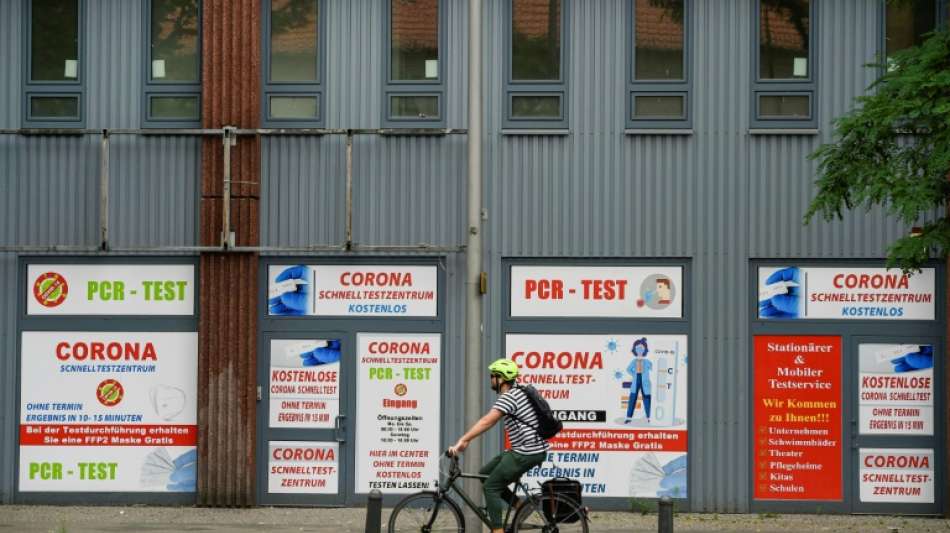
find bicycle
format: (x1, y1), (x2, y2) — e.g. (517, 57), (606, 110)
(388, 452), (589, 533)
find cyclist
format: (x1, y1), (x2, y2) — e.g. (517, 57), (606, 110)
(448, 359), (548, 533)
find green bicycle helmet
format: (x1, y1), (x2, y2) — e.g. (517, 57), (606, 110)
(488, 358), (519, 381)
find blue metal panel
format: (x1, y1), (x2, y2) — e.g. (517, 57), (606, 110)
(260, 135), (347, 247)
(109, 136), (200, 247)
(0, 254), (16, 503)
(0, 0), (22, 127)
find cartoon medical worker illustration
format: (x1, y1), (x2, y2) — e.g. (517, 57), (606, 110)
(625, 337), (653, 424)
(655, 278), (672, 305)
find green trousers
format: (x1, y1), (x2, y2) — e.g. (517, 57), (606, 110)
(479, 450), (546, 529)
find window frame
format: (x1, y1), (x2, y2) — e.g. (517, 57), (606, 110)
(626, 0), (692, 130)
(504, 0), (570, 130)
(382, 0), (446, 128)
(22, 0), (85, 128)
(751, 0), (818, 129)
(879, 0), (948, 64)
(261, 0), (326, 128)
(143, 0), (203, 128)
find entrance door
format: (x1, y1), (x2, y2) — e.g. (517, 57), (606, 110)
(257, 332), (352, 505)
(850, 336), (944, 514)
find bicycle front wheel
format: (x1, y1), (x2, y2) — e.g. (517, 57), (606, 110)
(511, 493), (588, 533)
(388, 491), (465, 533)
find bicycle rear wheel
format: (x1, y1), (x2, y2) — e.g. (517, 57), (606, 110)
(511, 493), (588, 533)
(388, 491), (465, 533)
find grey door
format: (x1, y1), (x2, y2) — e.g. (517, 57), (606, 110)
(850, 335), (944, 514)
(257, 331), (352, 506)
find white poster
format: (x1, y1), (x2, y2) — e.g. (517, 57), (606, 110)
(859, 344), (934, 435)
(860, 449), (934, 503)
(758, 267), (935, 320)
(19, 332), (197, 492)
(510, 266), (683, 318)
(356, 333), (441, 494)
(268, 441), (339, 494)
(268, 265), (437, 317)
(505, 334), (688, 498)
(27, 264), (195, 316)
(269, 339), (341, 429)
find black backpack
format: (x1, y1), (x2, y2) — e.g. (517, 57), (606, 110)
(511, 384), (563, 440)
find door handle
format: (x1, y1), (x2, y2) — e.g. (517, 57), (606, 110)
(334, 415), (347, 443)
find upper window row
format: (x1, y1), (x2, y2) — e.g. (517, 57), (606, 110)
(24, 0), (200, 128)
(20, 0), (949, 130)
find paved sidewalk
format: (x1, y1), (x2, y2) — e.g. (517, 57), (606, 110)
(0, 506), (947, 533)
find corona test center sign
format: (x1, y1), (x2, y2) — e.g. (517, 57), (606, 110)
(268, 265), (437, 317)
(505, 334), (688, 498)
(19, 332), (198, 492)
(758, 267), (935, 320)
(753, 336), (842, 501)
(356, 333), (441, 493)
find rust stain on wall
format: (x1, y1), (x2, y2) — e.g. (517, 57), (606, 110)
(198, 0), (261, 507)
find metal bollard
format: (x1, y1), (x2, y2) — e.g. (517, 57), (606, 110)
(658, 496), (673, 533)
(365, 489), (383, 533)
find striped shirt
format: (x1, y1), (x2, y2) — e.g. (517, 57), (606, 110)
(492, 386), (550, 455)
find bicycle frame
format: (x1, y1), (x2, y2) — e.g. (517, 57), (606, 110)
(434, 456), (537, 530)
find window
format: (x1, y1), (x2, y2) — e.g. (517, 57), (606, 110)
(883, 0), (946, 65)
(262, 0), (324, 127)
(752, 0), (816, 129)
(505, 0), (568, 129)
(144, 0), (201, 127)
(24, 0), (83, 127)
(627, 0), (691, 129)
(383, 0), (444, 127)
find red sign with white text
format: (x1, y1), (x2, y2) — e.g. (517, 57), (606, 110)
(754, 335), (842, 501)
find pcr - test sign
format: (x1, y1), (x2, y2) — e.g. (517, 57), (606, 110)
(860, 449), (934, 503)
(758, 266), (935, 320)
(27, 264), (195, 315)
(858, 344), (934, 436)
(268, 265), (437, 317)
(19, 332), (198, 492)
(510, 266), (683, 318)
(505, 334), (688, 498)
(356, 333), (440, 493)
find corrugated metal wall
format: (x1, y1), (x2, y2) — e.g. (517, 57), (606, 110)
(1, 0), (923, 512)
(477, 0), (893, 514)
(0, 0), (201, 503)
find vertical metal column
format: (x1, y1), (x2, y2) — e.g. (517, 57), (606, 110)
(464, 0), (484, 507)
(99, 130), (110, 250)
(221, 126), (237, 249)
(345, 130), (354, 250)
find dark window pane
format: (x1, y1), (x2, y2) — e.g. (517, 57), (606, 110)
(512, 0), (561, 81)
(270, 0), (319, 82)
(511, 95), (560, 118)
(150, 96), (199, 120)
(634, 0), (685, 80)
(759, 0), (810, 79)
(30, 96), (79, 118)
(150, 0), (200, 82)
(391, 0), (439, 81)
(31, 0), (79, 81)
(886, 0), (936, 58)
(759, 94), (809, 118)
(634, 95), (684, 118)
(270, 96), (319, 119)
(390, 95), (439, 119)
